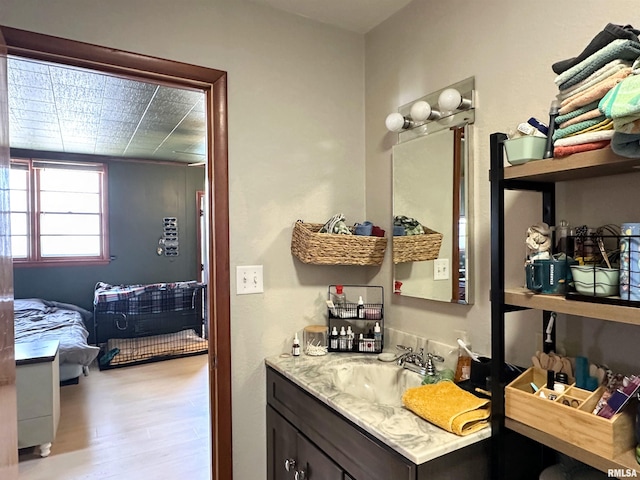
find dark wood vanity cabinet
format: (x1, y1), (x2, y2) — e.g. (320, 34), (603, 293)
(266, 366), (490, 480)
(268, 406), (343, 480)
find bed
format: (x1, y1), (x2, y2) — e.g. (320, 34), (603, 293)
(14, 298), (100, 383)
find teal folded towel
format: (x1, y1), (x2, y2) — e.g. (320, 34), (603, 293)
(555, 100), (600, 125)
(555, 39), (640, 90)
(599, 73), (640, 119)
(552, 116), (607, 141)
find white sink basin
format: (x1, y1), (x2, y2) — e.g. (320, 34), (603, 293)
(323, 357), (423, 407)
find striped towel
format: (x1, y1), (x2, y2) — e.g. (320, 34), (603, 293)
(599, 73), (640, 119)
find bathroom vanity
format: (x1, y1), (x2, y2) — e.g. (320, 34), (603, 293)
(266, 353), (490, 480)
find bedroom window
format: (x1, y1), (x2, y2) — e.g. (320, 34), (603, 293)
(10, 158), (109, 266)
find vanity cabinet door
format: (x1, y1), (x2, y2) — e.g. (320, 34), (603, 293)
(297, 432), (343, 480)
(267, 406), (298, 480)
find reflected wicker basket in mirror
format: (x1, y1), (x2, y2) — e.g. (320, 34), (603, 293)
(393, 227), (443, 264)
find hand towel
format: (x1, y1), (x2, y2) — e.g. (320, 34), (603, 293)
(555, 100), (600, 125)
(556, 60), (632, 101)
(558, 108), (604, 129)
(554, 130), (615, 147)
(598, 73), (640, 119)
(554, 39), (640, 90)
(559, 68), (632, 115)
(554, 140), (611, 157)
(613, 116), (640, 134)
(319, 213), (352, 235)
(552, 23), (640, 74)
(611, 132), (640, 158)
(402, 381), (490, 436)
(552, 116), (609, 141)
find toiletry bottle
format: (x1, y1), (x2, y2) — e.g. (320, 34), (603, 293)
(358, 333), (364, 352)
(292, 333), (300, 357)
(330, 326), (339, 350)
(357, 295), (365, 319)
(346, 326), (354, 351)
(454, 340), (472, 383)
(339, 326), (347, 351)
(373, 322), (382, 351)
(334, 285), (346, 306)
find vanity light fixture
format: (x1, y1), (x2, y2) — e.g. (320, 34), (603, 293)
(409, 101), (442, 122)
(438, 88), (473, 113)
(385, 112), (414, 132)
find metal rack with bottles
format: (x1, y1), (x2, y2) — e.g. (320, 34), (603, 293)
(327, 285), (384, 353)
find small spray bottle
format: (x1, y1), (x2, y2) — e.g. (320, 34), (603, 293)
(543, 100), (560, 159)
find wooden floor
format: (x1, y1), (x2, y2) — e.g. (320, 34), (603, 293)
(18, 354), (211, 480)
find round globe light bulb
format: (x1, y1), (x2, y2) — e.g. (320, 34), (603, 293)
(385, 112), (409, 132)
(438, 88), (463, 112)
(410, 101), (432, 122)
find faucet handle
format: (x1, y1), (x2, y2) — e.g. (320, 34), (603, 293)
(426, 352), (445, 362)
(396, 345), (413, 352)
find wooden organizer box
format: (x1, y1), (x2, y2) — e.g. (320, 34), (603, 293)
(505, 367), (636, 460)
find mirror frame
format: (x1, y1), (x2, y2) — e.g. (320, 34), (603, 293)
(392, 77), (474, 304)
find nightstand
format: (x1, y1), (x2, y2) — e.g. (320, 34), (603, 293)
(15, 340), (60, 457)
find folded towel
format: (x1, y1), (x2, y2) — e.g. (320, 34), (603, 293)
(552, 23), (640, 74)
(402, 381), (490, 436)
(599, 73), (640, 119)
(611, 132), (640, 158)
(555, 39), (640, 90)
(613, 116), (640, 133)
(556, 60), (632, 101)
(559, 68), (632, 115)
(554, 140), (611, 157)
(552, 116), (609, 141)
(558, 108), (604, 129)
(554, 130), (615, 147)
(555, 100), (600, 125)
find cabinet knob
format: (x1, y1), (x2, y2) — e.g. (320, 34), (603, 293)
(294, 469), (306, 480)
(284, 458), (296, 472)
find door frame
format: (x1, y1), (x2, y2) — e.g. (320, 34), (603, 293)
(0, 25), (232, 480)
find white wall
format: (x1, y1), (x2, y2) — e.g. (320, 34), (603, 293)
(0, 1), (368, 478)
(366, 0), (640, 372)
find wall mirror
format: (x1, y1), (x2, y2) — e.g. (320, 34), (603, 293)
(390, 77), (474, 304)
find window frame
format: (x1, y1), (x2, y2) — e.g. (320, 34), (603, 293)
(11, 157), (110, 267)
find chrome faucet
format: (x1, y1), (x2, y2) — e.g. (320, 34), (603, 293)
(396, 345), (443, 377)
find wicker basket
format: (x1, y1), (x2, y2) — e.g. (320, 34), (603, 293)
(392, 227), (443, 264)
(291, 221), (387, 266)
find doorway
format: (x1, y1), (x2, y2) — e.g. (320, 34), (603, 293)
(0, 25), (231, 480)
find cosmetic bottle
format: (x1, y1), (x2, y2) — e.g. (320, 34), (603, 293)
(454, 339), (472, 383)
(357, 296), (365, 319)
(292, 333), (300, 357)
(346, 326), (354, 351)
(358, 333), (364, 352)
(339, 326), (347, 351)
(373, 322), (382, 351)
(330, 326), (339, 350)
(334, 285), (346, 307)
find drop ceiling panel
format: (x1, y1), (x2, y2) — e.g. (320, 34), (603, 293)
(7, 56), (207, 163)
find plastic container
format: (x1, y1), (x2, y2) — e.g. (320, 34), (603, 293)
(333, 285), (347, 306)
(503, 136), (547, 166)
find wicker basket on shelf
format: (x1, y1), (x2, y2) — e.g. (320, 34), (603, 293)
(392, 227), (443, 264)
(291, 221), (387, 266)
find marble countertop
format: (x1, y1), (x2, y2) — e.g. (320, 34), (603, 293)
(265, 352), (491, 465)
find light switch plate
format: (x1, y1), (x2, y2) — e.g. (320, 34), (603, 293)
(433, 258), (449, 280)
(236, 265), (264, 295)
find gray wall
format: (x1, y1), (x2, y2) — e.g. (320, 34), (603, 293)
(13, 160), (205, 312)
